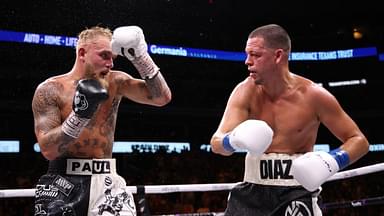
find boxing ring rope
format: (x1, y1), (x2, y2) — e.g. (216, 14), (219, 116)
(1, 162), (383, 198)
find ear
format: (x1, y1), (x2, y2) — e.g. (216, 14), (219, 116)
(274, 49), (284, 63)
(77, 47), (86, 62)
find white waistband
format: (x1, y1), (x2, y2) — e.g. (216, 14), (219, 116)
(244, 153), (302, 186)
(66, 158), (116, 175)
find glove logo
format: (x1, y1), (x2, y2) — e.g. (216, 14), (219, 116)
(127, 48), (136, 57)
(74, 92), (88, 111)
(284, 200), (312, 216)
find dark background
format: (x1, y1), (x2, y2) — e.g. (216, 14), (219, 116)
(1, 0), (384, 215)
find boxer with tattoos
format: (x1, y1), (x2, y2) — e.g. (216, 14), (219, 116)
(32, 26), (171, 215)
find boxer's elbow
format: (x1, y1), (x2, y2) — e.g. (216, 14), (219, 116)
(41, 149), (59, 161)
(353, 133), (370, 156)
(152, 90), (172, 106)
(210, 143), (222, 155)
(39, 143), (60, 161)
(359, 135), (370, 155)
(346, 134), (370, 164)
(210, 135), (232, 156)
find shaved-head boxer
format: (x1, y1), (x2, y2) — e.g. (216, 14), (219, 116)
(210, 24), (369, 216)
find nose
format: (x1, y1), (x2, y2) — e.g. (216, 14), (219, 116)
(106, 59), (114, 69)
(245, 55), (252, 66)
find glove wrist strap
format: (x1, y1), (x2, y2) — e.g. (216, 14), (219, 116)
(62, 112), (90, 138)
(222, 134), (236, 153)
(131, 52), (159, 80)
(329, 148), (350, 170)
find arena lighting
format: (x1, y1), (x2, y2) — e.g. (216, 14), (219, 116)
(112, 141), (190, 153)
(353, 28), (364, 40)
(0, 29), (379, 61)
(33, 141), (190, 153)
(149, 44), (245, 61)
(0, 140), (20, 153)
(289, 47), (377, 61)
(328, 79), (367, 87)
(314, 78), (367, 88)
(200, 144), (331, 153)
(6, 142), (384, 153)
(369, 144), (384, 152)
(379, 53), (384, 61)
(201, 144), (384, 153)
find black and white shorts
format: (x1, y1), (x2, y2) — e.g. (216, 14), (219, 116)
(224, 153), (322, 216)
(34, 158), (136, 216)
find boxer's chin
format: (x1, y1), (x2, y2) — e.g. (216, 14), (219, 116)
(97, 76), (109, 90)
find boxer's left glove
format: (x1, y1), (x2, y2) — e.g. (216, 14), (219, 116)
(111, 26), (159, 80)
(62, 79), (109, 138)
(291, 148), (350, 191)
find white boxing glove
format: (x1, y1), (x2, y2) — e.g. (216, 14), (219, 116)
(292, 148), (350, 191)
(222, 120), (274, 155)
(111, 26), (159, 80)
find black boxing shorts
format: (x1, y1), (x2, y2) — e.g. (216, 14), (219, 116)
(34, 158), (136, 216)
(224, 153), (322, 216)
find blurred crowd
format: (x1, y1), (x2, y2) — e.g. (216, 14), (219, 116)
(0, 150), (383, 216)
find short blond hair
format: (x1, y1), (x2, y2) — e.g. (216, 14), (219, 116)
(76, 26), (112, 50)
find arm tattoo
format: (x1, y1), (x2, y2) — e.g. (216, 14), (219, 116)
(32, 83), (62, 133)
(32, 81), (74, 156)
(145, 72), (169, 99)
(47, 130), (74, 155)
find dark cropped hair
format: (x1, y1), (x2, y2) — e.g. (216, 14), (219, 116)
(249, 24), (291, 52)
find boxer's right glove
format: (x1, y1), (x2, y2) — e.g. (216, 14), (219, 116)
(62, 79), (109, 138)
(111, 26), (159, 80)
(222, 120), (274, 155)
(291, 148), (350, 191)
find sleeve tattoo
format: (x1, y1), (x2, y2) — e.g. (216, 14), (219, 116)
(145, 72), (170, 99)
(32, 82), (73, 155)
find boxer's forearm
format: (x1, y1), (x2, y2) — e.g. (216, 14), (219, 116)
(144, 72), (171, 106)
(38, 127), (74, 160)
